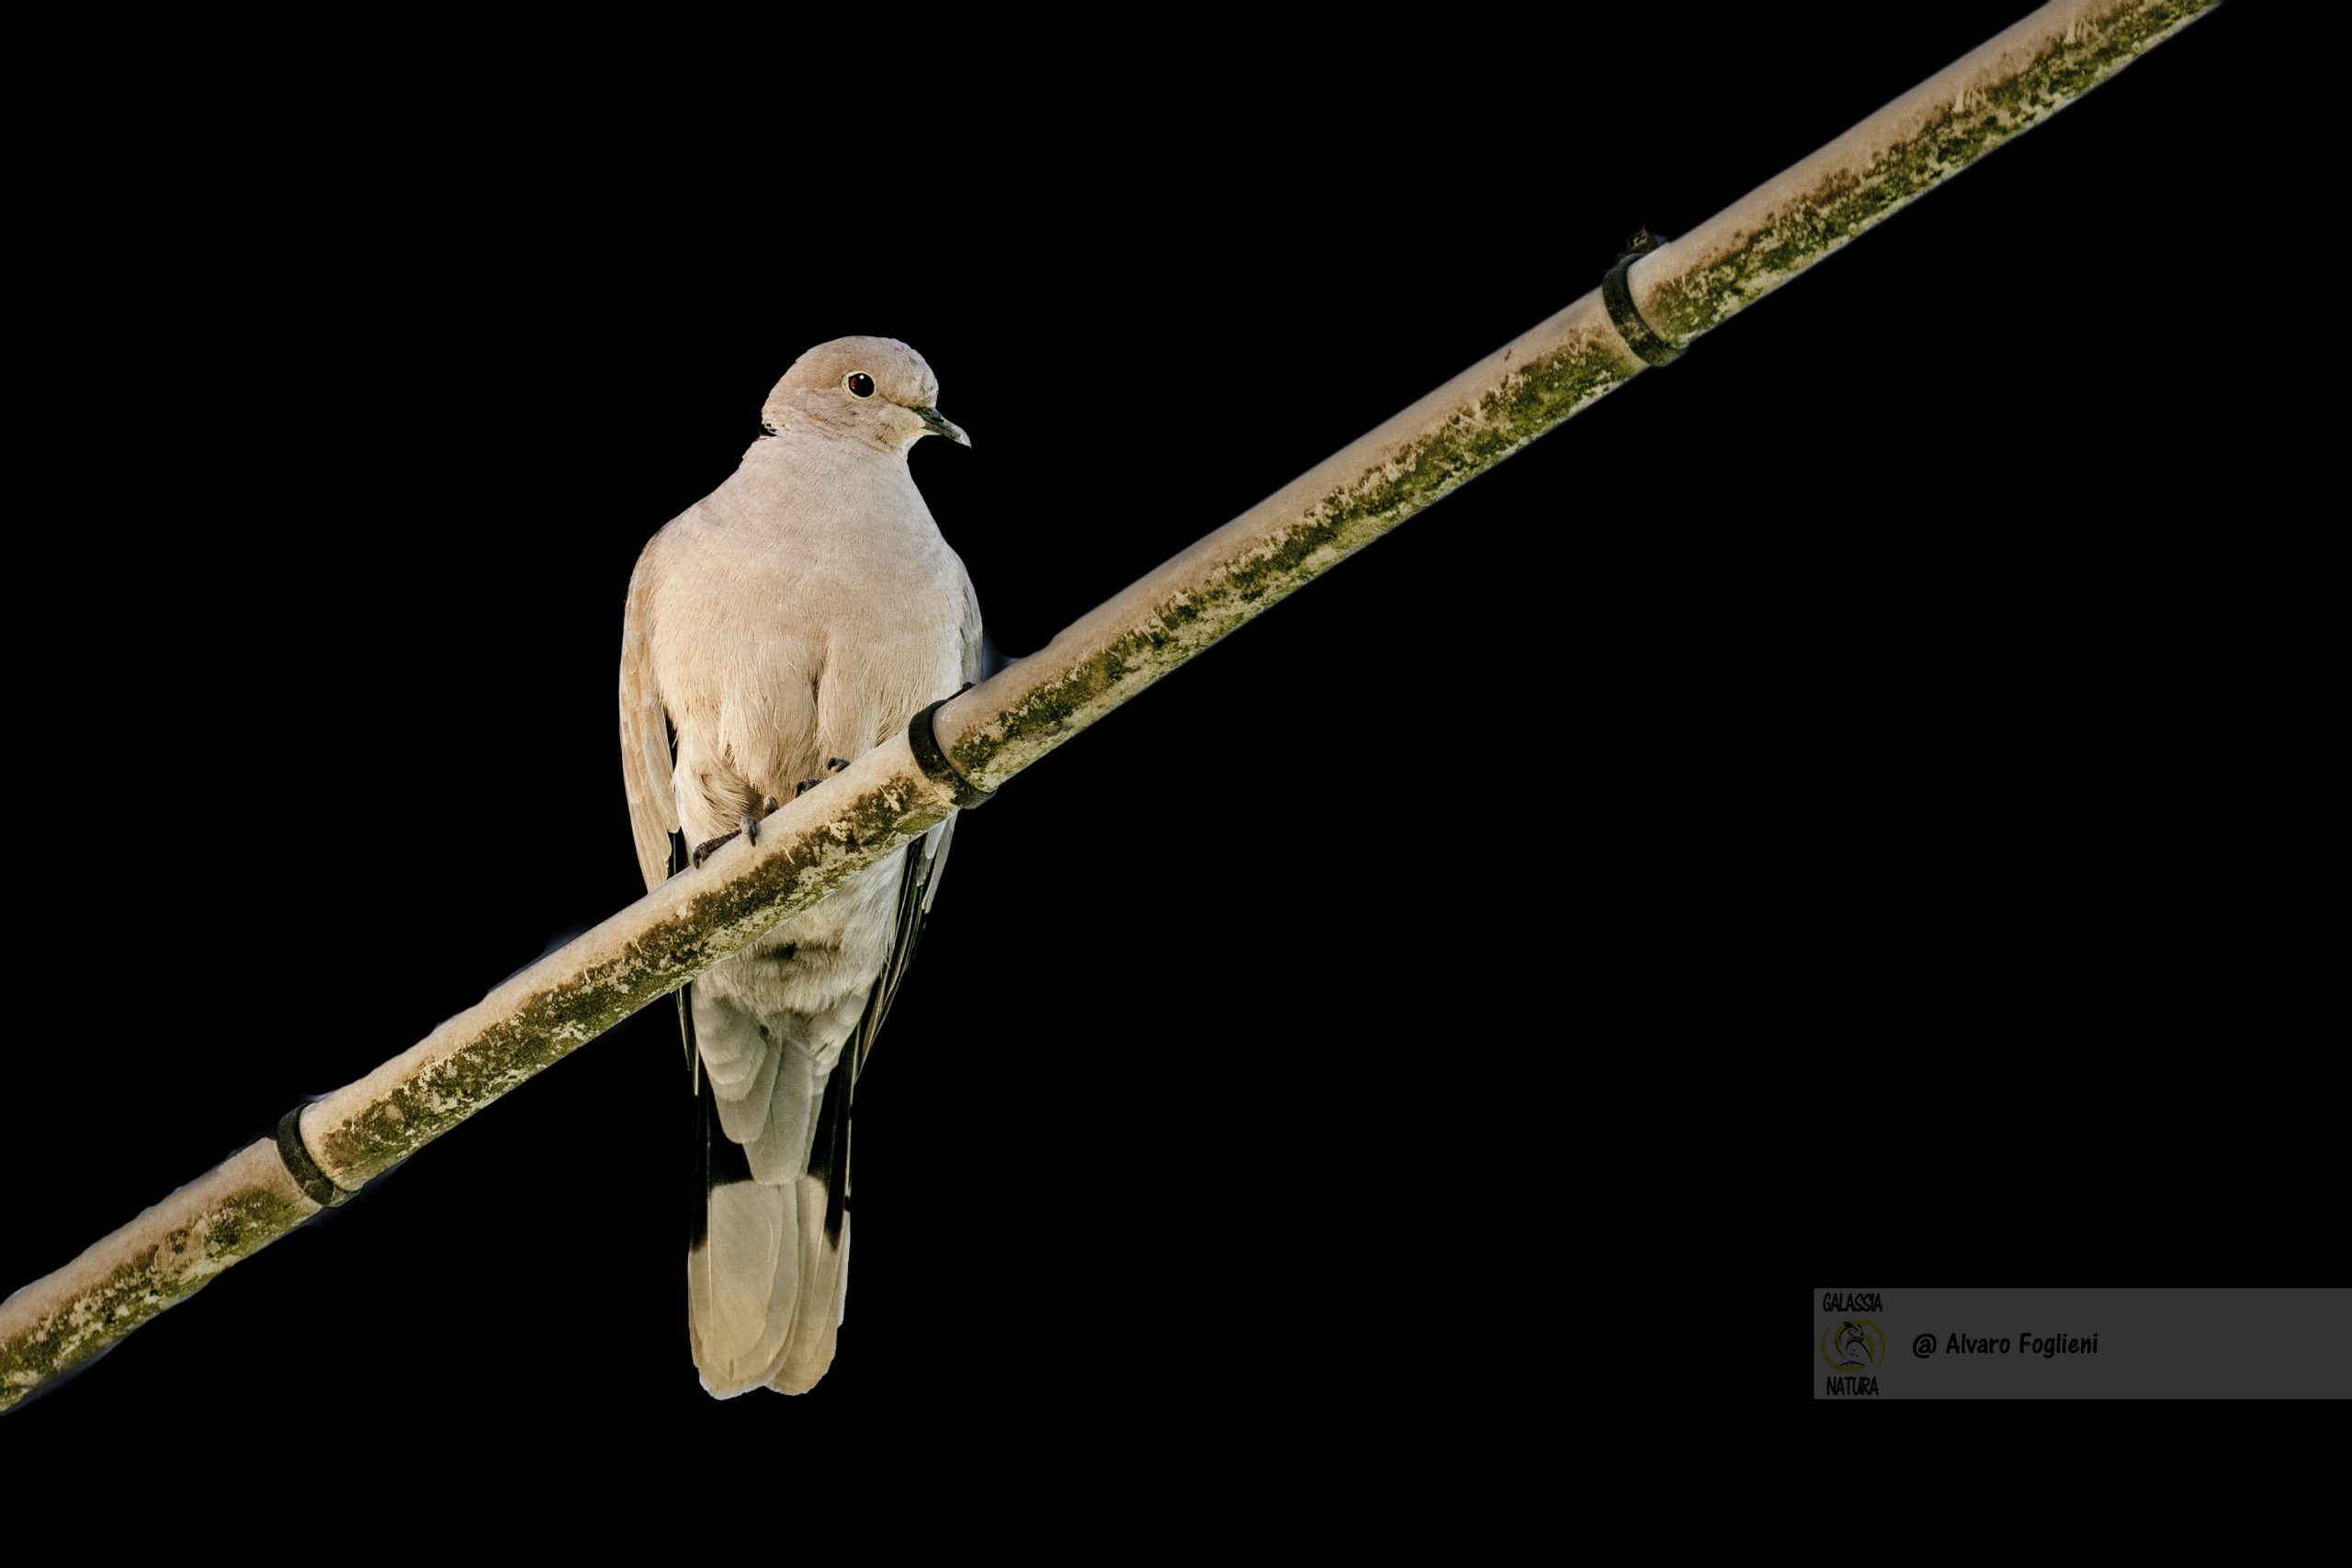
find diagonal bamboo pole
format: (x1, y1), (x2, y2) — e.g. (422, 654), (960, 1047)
(0, 0), (2221, 1412)
(929, 0), (2223, 791)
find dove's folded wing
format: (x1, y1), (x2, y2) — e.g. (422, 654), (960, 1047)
(620, 541), (681, 893)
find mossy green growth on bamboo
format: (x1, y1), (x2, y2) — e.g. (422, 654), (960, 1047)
(1645, 0), (2221, 343)
(314, 776), (950, 1181)
(952, 333), (1638, 783)
(0, 1181), (311, 1408)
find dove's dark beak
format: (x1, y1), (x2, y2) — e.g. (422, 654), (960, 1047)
(913, 405), (971, 448)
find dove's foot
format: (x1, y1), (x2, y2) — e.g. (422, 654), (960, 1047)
(793, 759), (851, 798)
(694, 797), (785, 867)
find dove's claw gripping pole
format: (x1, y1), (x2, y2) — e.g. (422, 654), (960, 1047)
(697, 791), (787, 863)
(794, 762), (849, 797)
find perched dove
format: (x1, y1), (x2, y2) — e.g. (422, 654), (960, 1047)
(617, 336), (978, 1396)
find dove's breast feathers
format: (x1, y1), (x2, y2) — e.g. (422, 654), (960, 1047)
(627, 428), (979, 863)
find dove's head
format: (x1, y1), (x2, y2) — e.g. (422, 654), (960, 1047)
(759, 335), (970, 455)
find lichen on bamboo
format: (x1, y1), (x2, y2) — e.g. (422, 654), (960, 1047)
(312, 773), (953, 1182)
(949, 331), (1640, 786)
(1643, 0), (2222, 344)
(1, 1166), (311, 1408)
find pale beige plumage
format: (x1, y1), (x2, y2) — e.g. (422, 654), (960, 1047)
(618, 335), (979, 1396)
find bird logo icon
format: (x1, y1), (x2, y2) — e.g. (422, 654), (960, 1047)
(1821, 1317), (1885, 1370)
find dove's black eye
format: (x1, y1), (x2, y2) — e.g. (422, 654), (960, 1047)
(845, 373), (876, 399)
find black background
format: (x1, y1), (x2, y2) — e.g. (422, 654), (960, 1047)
(8, 2), (2323, 1459)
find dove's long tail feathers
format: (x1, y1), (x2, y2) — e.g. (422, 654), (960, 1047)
(679, 824), (951, 1397)
(686, 1043), (853, 1396)
(674, 825), (849, 1398)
